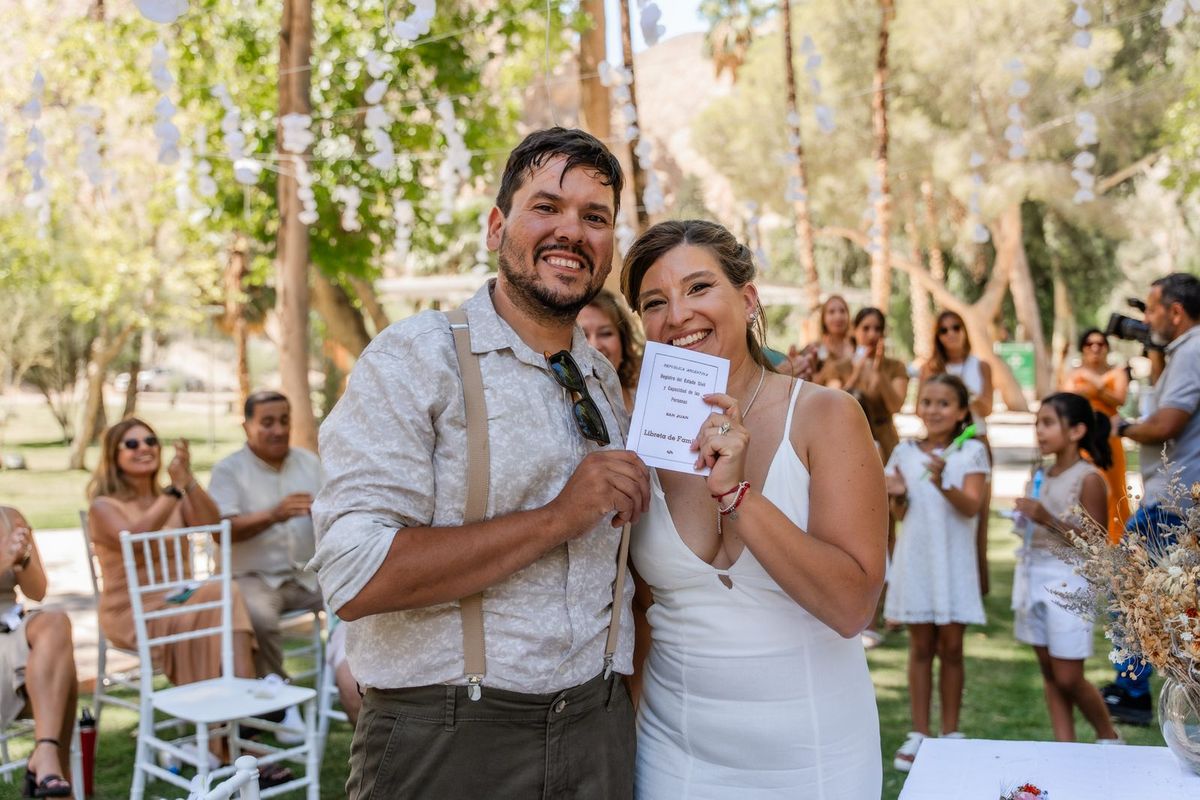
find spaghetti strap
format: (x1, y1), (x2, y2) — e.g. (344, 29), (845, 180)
(780, 378), (806, 441)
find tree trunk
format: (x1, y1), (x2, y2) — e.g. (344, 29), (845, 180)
(868, 0), (895, 309)
(224, 233), (251, 411)
(780, 0), (821, 335)
(618, 0), (649, 230)
(276, 0), (318, 451)
(995, 203), (1051, 395)
(578, 0), (611, 140)
(312, 274), (372, 359)
(349, 275), (390, 336)
(67, 323), (134, 470)
(122, 328), (143, 419)
(904, 211), (933, 361)
(1051, 259), (1075, 388)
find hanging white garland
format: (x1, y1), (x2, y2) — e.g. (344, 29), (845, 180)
(637, 1), (665, 46)
(22, 71), (50, 235)
(434, 97), (470, 225)
(390, 197), (415, 267)
(135, 0), (188, 24)
(393, 0), (436, 42)
(800, 35), (835, 133)
(280, 112), (318, 226)
(599, 59), (666, 215)
(363, 49), (396, 170)
(150, 40), (181, 164)
(332, 184), (362, 231)
(472, 209), (491, 273)
(193, 124), (217, 200)
(1004, 58), (1030, 159)
(1071, 0), (1100, 204)
(968, 151), (990, 244)
(1161, 0), (1199, 27)
(213, 84), (261, 185)
(75, 105), (105, 187)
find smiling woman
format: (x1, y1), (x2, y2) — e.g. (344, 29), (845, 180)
(620, 219), (886, 798)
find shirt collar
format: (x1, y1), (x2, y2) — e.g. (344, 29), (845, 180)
(243, 443), (289, 473)
(1166, 323), (1200, 355)
(461, 280), (598, 376)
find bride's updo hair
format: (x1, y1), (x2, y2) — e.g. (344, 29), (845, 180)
(620, 219), (774, 371)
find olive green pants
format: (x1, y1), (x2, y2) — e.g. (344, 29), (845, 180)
(347, 671), (635, 799)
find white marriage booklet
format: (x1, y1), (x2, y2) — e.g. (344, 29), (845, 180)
(626, 341), (730, 476)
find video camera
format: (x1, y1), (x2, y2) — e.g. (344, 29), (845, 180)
(1105, 298), (1164, 352)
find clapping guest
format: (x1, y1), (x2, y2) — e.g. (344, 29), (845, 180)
(1061, 329), (1131, 542)
(816, 307), (909, 462)
(87, 419), (258, 687)
(0, 506), (76, 798)
(578, 289), (643, 410)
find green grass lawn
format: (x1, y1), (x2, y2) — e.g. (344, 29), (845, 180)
(0, 399), (1169, 796)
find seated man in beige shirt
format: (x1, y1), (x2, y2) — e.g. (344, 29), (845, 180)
(208, 390), (324, 680)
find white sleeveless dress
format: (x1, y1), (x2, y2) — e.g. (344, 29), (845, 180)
(632, 380), (882, 799)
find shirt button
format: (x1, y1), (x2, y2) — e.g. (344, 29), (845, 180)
(553, 700), (567, 714)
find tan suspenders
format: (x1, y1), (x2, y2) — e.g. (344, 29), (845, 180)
(445, 308), (630, 701)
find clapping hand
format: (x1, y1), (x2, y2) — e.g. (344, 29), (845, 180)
(925, 453), (947, 487)
(884, 469), (907, 498)
(167, 438), (193, 488)
(271, 493), (315, 523)
(0, 524), (32, 574)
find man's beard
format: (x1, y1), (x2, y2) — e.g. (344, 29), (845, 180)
(497, 235), (604, 325)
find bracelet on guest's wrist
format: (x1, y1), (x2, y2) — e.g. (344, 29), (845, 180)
(717, 482), (751, 516)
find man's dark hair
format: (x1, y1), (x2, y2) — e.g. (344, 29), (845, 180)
(245, 390), (289, 421)
(495, 128), (623, 216)
(1153, 273), (1200, 319)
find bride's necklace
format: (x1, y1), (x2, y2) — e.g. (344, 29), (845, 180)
(716, 365), (766, 538)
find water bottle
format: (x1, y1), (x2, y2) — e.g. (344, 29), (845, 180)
(1018, 467), (1045, 549)
(79, 706), (96, 797)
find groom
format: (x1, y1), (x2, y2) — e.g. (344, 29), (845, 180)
(310, 128), (649, 798)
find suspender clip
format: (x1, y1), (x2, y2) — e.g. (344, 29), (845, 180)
(466, 675), (483, 702)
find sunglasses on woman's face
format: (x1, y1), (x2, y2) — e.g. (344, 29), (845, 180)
(1083, 340), (1108, 350)
(122, 436), (160, 451)
(545, 351), (610, 446)
(938, 324), (963, 335)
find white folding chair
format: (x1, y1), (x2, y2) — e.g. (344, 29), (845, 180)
(182, 754), (261, 800)
(278, 608), (322, 685)
(79, 511), (143, 726)
(313, 612), (348, 764)
(121, 522), (318, 800)
(0, 717), (84, 800)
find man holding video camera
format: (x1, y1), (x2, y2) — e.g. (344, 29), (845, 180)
(1104, 272), (1200, 724)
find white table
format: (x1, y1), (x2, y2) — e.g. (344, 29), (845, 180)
(899, 738), (1200, 799)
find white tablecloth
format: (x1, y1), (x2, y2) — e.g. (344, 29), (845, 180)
(899, 738), (1200, 799)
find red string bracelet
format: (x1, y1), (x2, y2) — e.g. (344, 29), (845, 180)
(717, 481), (751, 516)
(710, 484), (739, 500)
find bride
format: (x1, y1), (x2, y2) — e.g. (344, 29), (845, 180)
(621, 220), (885, 799)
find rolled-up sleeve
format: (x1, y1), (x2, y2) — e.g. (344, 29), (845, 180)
(309, 333), (446, 613)
(207, 458), (243, 517)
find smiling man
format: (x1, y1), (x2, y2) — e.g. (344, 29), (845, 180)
(310, 128), (649, 798)
(207, 390), (325, 683)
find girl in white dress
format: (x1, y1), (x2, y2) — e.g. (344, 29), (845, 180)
(1012, 392), (1120, 743)
(621, 220), (886, 799)
(884, 374), (989, 771)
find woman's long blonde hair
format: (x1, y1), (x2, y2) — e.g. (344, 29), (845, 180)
(87, 417), (162, 500)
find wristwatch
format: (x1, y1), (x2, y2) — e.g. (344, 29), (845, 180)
(164, 485), (184, 500)
(1117, 418), (1133, 437)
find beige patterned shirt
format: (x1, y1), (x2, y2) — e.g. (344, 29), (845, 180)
(310, 281), (634, 693)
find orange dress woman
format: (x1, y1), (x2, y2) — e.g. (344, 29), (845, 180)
(1062, 329), (1131, 542)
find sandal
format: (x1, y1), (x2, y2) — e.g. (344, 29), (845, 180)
(22, 738), (72, 798)
(258, 763), (295, 789)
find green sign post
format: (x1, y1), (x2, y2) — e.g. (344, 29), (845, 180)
(994, 342), (1036, 391)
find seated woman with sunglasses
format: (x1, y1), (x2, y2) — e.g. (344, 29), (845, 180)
(86, 419), (258, 693)
(0, 506), (77, 798)
(622, 220), (885, 798)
